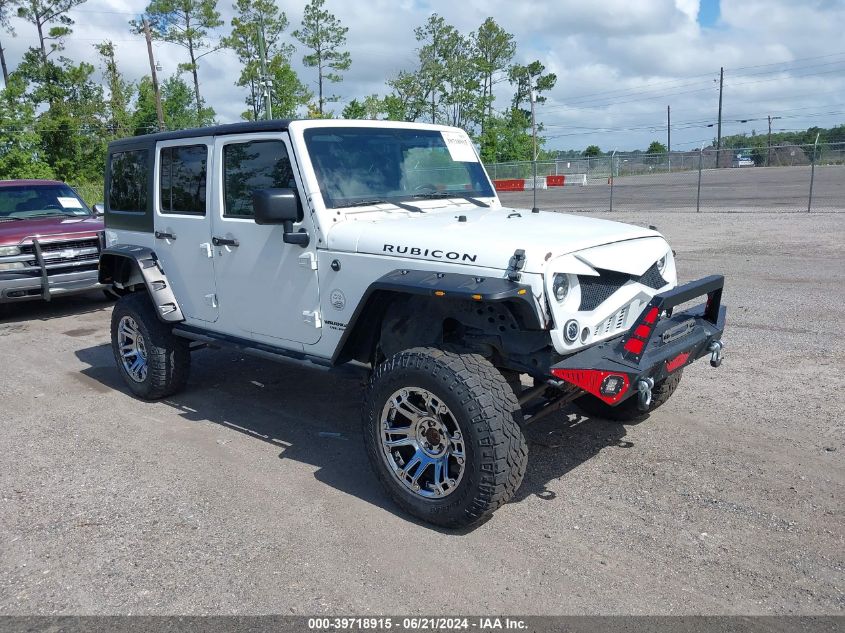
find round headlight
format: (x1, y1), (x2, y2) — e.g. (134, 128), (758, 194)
(564, 319), (579, 343)
(656, 253), (668, 275)
(552, 273), (569, 303)
(0, 246), (21, 257)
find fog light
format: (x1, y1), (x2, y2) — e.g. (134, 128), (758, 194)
(0, 262), (24, 271)
(601, 374), (625, 396)
(564, 319), (579, 343)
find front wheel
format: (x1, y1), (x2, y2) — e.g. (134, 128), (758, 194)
(362, 347), (528, 528)
(110, 292), (190, 400)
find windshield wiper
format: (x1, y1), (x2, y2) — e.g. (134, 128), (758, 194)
(344, 199), (423, 213)
(410, 192), (489, 207)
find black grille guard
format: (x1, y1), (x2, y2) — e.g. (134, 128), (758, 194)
(551, 275), (726, 406)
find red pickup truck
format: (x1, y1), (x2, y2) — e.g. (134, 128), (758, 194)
(0, 180), (105, 304)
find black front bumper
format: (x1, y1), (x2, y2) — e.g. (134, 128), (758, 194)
(550, 275), (726, 406)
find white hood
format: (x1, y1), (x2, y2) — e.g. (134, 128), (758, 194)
(325, 206), (664, 274)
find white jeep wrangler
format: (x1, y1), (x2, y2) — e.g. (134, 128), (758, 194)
(99, 119), (726, 527)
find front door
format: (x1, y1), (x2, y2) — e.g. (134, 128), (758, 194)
(210, 133), (321, 347)
(153, 137), (218, 323)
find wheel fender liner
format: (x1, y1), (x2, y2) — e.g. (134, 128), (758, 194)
(331, 269), (541, 365)
(99, 245), (184, 322)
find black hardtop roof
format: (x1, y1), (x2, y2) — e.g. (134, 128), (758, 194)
(108, 119), (294, 151)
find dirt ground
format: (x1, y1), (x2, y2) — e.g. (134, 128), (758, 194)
(0, 211), (843, 615)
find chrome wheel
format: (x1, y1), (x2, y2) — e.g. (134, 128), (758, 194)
(117, 315), (148, 383)
(379, 387), (466, 499)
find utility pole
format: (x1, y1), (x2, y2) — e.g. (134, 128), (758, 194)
(716, 66), (723, 168)
(767, 115), (781, 167)
(143, 18), (165, 132)
(529, 82), (539, 213)
(257, 14), (272, 120)
(667, 104), (671, 172)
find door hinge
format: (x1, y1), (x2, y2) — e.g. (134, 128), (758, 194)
(302, 309), (322, 328)
(298, 252), (318, 270)
(204, 293), (218, 308)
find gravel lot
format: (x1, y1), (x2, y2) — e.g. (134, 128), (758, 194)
(1, 211), (843, 615)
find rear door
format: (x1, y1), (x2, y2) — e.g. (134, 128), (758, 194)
(153, 137), (218, 323)
(209, 133), (321, 347)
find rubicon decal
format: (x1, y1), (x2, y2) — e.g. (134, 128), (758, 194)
(382, 244), (478, 263)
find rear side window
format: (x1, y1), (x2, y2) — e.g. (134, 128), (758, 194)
(223, 140), (296, 218)
(109, 149), (148, 212)
(160, 145), (208, 215)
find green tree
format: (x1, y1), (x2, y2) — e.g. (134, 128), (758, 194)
(385, 69), (426, 122)
(0, 75), (53, 178)
(478, 108), (533, 163)
(0, 0), (19, 86)
(16, 0), (86, 66)
(133, 74), (214, 135)
(583, 145), (601, 157)
(134, 0), (223, 116)
(473, 17), (514, 139)
(341, 98), (365, 119)
(224, 0), (309, 120)
(293, 0), (351, 116)
(414, 13), (457, 124)
(94, 41), (133, 138)
(646, 141), (666, 154)
(508, 60), (556, 110)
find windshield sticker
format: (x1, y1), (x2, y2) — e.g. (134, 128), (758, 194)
(441, 131), (478, 163)
(57, 197), (83, 209)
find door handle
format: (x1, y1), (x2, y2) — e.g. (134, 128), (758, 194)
(155, 230), (176, 240)
(212, 236), (239, 247)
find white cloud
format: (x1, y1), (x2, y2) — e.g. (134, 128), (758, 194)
(1, 0), (842, 151)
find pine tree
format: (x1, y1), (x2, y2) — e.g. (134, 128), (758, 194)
(293, 0), (350, 116)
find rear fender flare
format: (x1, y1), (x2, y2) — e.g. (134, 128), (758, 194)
(99, 245), (184, 322)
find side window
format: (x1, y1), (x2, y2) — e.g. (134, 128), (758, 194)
(223, 140), (296, 218)
(109, 149), (148, 212)
(160, 144), (208, 215)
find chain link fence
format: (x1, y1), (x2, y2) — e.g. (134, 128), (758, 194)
(486, 142), (845, 213)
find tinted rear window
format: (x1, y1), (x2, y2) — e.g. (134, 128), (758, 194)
(160, 145), (208, 215)
(109, 150), (149, 212)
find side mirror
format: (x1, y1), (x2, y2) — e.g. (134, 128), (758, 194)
(252, 188), (309, 247)
(93, 203), (105, 216)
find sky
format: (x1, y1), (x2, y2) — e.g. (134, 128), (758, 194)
(2, 0), (844, 152)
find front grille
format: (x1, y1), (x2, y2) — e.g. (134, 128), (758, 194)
(18, 237), (101, 277)
(578, 271), (630, 310)
(639, 262), (668, 289)
(595, 305), (629, 336)
(577, 264), (668, 310)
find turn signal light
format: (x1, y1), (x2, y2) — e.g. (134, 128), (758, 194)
(623, 338), (645, 354)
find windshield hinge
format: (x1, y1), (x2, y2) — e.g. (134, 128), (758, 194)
(506, 249), (526, 281)
(298, 252), (318, 270)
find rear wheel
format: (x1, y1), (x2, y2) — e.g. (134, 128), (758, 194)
(575, 370), (683, 422)
(363, 347), (528, 528)
(111, 292), (190, 399)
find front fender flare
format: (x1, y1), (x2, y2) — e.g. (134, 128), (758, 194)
(331, 269), (542, 365)
(99, 245), (184, 322)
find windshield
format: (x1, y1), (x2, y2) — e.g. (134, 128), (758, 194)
(303, 127), (494, 209)
(0, 184), (92, 220)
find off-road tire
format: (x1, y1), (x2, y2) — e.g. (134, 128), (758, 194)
(111, 292), (190, 400)
(575, 369), (684, 422)
(362, 347), (528, 528)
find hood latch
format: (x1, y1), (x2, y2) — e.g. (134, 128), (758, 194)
(506, 249), (526, 281)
